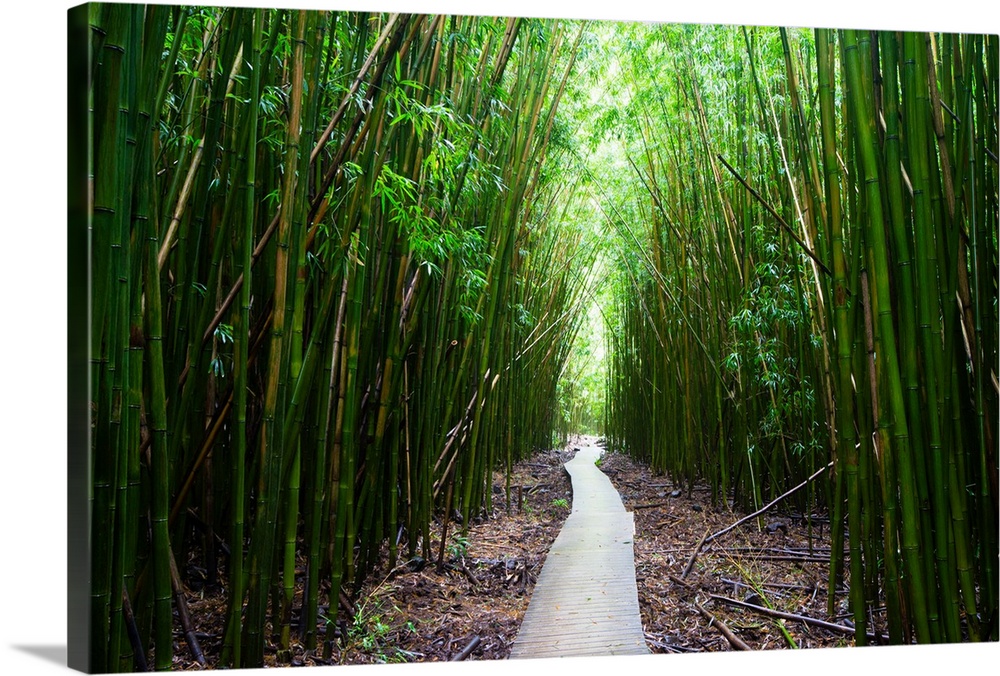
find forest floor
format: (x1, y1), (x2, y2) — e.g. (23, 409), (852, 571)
(598, 449), (856, 654)
(175, 437), (856, 669)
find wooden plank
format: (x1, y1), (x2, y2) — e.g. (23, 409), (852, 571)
(509, 444), (650, 659)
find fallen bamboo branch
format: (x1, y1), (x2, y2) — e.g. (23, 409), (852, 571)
(121, 586), (149, 672)
(644, 632), (698, 653)
(168, 548), (206, 666)
(721, 578), (821, 593)
(694, 602), (751, 650)
(450, 635), (481, 661)
(629, 501), (670, 510)
(655, 515), (684, 528)
(339, 590), (356, 620)
(717, 153), (833, 277)
(668, 573), (695, 590)
(707, 594), (854, 635)
(675, 464), (833, 586)
(722, 545), (839, 555)
(729, 554), (829, 563)
(681, 529), (710, 579)
(704, 461), (833, 546)
(457, 557), (479, 588)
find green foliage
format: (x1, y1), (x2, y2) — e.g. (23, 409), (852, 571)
(214, 322), (233, 344)
(85, 6), (999, 668)
(446, 534), (469, 559)
(337, 597), (404, 663)
(87, 7), (606, 670)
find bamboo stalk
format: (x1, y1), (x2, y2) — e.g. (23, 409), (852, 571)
(694, 602), (751, 650)
(717, 153), (832, 277)
(707, 594), (859, 636)
(705, 462), (833, 545)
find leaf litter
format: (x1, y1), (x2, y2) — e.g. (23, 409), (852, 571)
(172, 437), (856, 669)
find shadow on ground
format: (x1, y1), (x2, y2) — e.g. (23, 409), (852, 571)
(12, 645), (66, 667)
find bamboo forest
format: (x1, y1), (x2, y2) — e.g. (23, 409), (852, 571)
(73, 2), (998, 672)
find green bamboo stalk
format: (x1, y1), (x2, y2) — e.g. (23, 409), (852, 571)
(903, 30), (962, 643)
(144, 134), (175, 674)
(303, 271), (348, 650)
(873, 29), (910, 643)
(241, 10), (308, 666)
(278, 10), (320, 660)
(843, 28), (931, 644)
(223, 7), (264, 666)
(89, 7), (130, 665)
(815, 27), (866, 635)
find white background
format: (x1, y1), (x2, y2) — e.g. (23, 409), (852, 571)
(3, 1), (997, 674)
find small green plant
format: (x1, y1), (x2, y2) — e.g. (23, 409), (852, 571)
(344, 601), (406, 663)
(335, 573), (411, 663)
(350, 613), (390, 652)
(446, 533), (469, 559)
(550, 498), (569, 509)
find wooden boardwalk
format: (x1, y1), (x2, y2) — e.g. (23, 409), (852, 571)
(509, 442), (649, 659)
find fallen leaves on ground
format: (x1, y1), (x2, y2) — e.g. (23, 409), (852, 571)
(173, 438), (857, 669)
(173, 445), (574, 667)
(599, 447), (856, 653)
